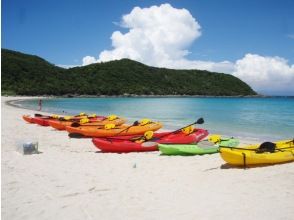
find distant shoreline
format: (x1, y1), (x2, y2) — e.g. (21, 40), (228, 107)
(3, 95), (293, 141)
(4, 94), (293, 114)
(3, 94), (269, 98)
(4, 97), (43, 112)
(3, 94), (294, 99)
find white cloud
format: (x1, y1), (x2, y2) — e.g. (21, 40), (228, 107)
(82, 3), (235, 73)
(82, 3), (294, 95)
(83, 3), (201, 66)
(82, 56), (97, 66)
(233, 54), (294, 95)
(57, 64), (79, 69)
(160, 59), (236, 73)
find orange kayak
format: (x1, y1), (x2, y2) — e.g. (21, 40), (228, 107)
(65, 122), (163, 137)
(49, 118), (126, 130)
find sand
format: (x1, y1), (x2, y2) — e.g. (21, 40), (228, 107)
(1, 96), (294, 220)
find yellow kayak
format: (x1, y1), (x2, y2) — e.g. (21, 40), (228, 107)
(219, 140), (294, 167)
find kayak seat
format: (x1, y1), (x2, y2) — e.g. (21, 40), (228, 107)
(256, 142), (276, 153)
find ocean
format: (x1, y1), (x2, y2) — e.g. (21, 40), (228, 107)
(16, 97), (294, 141)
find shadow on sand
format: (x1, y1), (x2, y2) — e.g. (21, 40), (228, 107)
(220, 161), (292, 169)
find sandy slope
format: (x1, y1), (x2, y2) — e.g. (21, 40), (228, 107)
(1, 97), (294, 220)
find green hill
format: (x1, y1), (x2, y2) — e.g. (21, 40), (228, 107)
(1, 49), (256, 96)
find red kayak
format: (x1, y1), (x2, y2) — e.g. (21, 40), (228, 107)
(22, 114), (59, 126)
(92, 128), (209, 153)
(23, 114), (106, 127)
(32, 117), (54, 126)
(22, 115), (54, 126)
(23, 115), (35, 123)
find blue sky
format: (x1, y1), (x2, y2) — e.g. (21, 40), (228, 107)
(2, 0), (294, 95)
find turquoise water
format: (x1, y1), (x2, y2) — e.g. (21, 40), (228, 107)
(17, 97), (294, 141)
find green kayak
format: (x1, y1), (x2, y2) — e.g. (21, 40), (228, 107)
(158, 138), (239, 156)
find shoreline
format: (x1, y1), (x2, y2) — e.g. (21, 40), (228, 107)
(2, 96), (294, 220)
(2, 96), (292, 144)
(6, 94), (291, 99)
(4, 96), (58, 113)
(2, 95), (292, 142)
(6, 96), (291, 142)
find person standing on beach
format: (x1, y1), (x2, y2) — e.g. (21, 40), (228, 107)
(38, 99), (42, 111)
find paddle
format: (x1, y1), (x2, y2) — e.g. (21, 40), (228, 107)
(35, 112), (98, 118)
(153, 117), (204, 140)
(34, 113), (52, 118)
(70, 114), (121, 127)
(97, 114), (119, 122)
(58, 117), (81, 122)
(68, 133), (91, 139)
(34, 114), (81, 123)
(70, 122), (106, 127)
(113, 121), (140, 136)
(96, 121), (140, 143)
(103, 118), (205, 142)
(284, 139), (294, 145)
(34, 113), (78, 120)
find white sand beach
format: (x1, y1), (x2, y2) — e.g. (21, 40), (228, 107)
(1, 96), (294, 220)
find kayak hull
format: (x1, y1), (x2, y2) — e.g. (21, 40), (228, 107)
(22, 115), (34, 123)
(219, 140), (294, 166)
(92, 129), (208, 153)
(159, 138), (239, 155)
(66, 122), (163, 137)
(154, 129), (208, 144)
(92, 138), (158, 153)
(23, 114), (106, 128)
(48, 117), (124, 130)
(22, 115), (58, 126)
(33, 117), (52, 126)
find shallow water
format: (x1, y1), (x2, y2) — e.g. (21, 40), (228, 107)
(16, 97), (294, 141)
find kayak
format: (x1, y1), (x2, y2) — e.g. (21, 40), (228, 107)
(66, 122), (163, 137)
(159, 137), (239, 155)
(22, 115), (51, 125)
(219, 139), (294, 167)
(48, 117), (124, 130)
(153, 129), (209, 144)
(22, 114), (105, 127)
(32, 117), (54, 126)
(92, 128), (209, 153)
(22, 115), (35, 123)
(92, 138), (158, 152)
(22, 114), (62, 125)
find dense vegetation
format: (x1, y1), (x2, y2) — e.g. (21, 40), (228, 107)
(1, 49), (256, 96)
